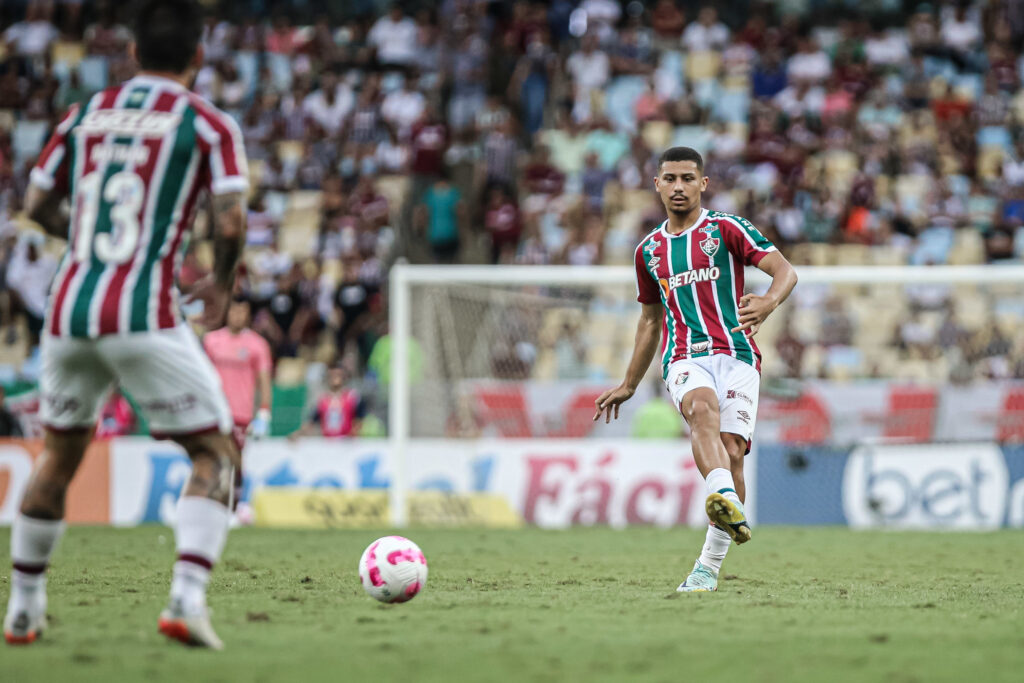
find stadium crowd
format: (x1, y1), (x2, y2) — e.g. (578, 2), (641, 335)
(1, 0), (1024, 433)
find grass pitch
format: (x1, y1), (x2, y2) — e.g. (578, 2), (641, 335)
(2, 526), (1023, 683)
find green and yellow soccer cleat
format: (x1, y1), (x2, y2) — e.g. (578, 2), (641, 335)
(676, 560), (718, 593)
(705, 493), (752, 544)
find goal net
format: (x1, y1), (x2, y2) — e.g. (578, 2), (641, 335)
(387, 264), (1024, 528)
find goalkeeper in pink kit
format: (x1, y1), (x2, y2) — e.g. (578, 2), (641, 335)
(203, 298), (273, 449)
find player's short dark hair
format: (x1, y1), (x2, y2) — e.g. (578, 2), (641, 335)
(134, 0), (203, 72)
(658, 147), (704, 174)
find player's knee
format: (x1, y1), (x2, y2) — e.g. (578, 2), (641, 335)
(684, 398), (719, 428)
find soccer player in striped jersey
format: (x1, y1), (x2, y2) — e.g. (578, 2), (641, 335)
(4, 0), (246, 649)
(594, 147), (797, 593)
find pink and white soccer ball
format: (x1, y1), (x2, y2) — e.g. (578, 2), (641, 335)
(358, 536), (428, 603)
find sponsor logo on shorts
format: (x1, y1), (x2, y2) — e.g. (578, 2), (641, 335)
(690, 341), (711, 353)
(43, 394), (81, 415)
(675, 371), (689, 386)
(726, 389), (754, 405)
(736, 410), (751, 424)
(140, 394), (198, 414)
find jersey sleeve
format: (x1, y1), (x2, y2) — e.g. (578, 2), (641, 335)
(634, 243), (660, 304)
(720, 214), (777, 266)
(29, 104), (80, 193)
(195, 105), (249, 196)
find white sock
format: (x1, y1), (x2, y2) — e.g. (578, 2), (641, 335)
(698, 524), (732, 574)
(10, 514), (65, 591)
(705, 467), (741, 505)
(170, 497), (230, 613)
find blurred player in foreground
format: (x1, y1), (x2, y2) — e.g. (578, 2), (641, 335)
(4, 0), (247, 649)
(594, 147), (797, 592)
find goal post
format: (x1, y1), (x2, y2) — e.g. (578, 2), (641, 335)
(388, 263), (1024, 528)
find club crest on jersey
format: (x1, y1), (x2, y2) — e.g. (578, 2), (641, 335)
(700, 237), (720, 257)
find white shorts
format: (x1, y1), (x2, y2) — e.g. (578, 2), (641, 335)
(40, 324), (232, 438)
(664, 354), (760, 445)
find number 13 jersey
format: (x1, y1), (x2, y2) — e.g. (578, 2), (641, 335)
(31, 74), (248, 338)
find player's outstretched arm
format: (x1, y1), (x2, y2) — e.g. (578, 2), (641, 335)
(188, 191), (247, 329)
(731, 251), (798, 337)
(593, 302), (662, 424)
(24, 183), (69, 238)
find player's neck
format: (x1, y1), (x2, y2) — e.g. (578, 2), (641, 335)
(136, 69), (190, 88)
(664, 204), (704, 235)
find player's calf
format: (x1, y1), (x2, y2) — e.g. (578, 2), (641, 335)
(159, 432), (238, 650)
(4, 429), (88, 646)
(4, 515), (64, 645)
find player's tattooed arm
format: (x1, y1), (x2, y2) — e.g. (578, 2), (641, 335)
(186, 191), (247, 329)
(24, 183), (70, 238)
(210, 191), (247, 289)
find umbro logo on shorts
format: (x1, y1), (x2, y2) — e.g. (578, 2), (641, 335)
(736, 410), (751, 424)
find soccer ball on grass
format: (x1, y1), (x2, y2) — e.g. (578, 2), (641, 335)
(358, 536), (428, 603)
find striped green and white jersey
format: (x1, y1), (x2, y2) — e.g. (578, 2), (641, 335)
(30, 74), (248, 338)
(633, 208), (777, 376)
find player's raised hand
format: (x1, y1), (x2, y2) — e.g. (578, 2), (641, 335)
(593, 384), (635, 423)
(731, 293), (777, 337)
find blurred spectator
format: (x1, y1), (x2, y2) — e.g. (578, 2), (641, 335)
(303, 71), (353, 137)
(681, 7), (730, 52)
(84, 3), (130, 57)
(581, 151), (614, 213)
(566, 33), (610, 122)
(483, 184), (521, 264)
(291, 366), (365, 439)
(417, 171), (463, 264)
(4, 1), (57, 63)
(368, 5), (418, 69)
